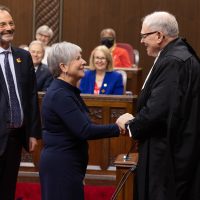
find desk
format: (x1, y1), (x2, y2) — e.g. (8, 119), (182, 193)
(114, 67), (142, 95)
(114, 153), (138, 200)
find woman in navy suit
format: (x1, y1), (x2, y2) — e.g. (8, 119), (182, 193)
(39, 42), (128, 200)
(79, 45), (124, 95)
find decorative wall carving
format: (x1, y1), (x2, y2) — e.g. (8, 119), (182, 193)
(33, 0), (63, 44)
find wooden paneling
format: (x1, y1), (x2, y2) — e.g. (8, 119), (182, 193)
(1, 0), (200, 81)
(0, 0), (33, 46)
(82, 94), (137, 171)
(61, 0), (200, 82)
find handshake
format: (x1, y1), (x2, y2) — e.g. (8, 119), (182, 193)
(116, 113), (134, 136)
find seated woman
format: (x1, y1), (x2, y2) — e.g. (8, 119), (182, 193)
(79, 45), (124, 95)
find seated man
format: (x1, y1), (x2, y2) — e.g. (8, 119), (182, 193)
(29, 40), (53, 91)
(100, 28), (132, 68)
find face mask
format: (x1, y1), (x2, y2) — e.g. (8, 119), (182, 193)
(100, 37), (114, 49)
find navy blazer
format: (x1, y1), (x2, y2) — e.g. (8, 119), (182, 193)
(35, 63), (53, 91)
(0, 47), (41, 155)
(79, 70), (124, 95)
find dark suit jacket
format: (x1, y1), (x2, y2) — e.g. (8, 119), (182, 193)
(35, 63), (53, 91)
(0, 47), (41, 155)
(79, 70), (123, 94)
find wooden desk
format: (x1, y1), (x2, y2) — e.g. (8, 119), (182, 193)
(114, 67), (142, 95)
(114, 153), (138, 200)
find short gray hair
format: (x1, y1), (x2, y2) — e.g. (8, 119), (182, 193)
(36, 25), (54, 39)
(142, 11), (179, 37)
(47, 41), (82, 77)
(29, 40), (45, 53)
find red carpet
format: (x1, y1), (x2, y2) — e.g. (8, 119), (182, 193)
(15, 183), (115, 200)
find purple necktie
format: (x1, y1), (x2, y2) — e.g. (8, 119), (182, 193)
(3, 51), (21, 127)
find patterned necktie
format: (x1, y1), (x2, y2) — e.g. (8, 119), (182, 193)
(3, 51), (21, 127)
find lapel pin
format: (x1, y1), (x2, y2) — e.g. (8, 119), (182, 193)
(16, 58), (22, 63)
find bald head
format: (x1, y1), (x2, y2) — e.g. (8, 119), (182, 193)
(100, 28), (116, 39)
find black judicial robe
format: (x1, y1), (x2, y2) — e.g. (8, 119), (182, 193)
(129, 38), (200, 200)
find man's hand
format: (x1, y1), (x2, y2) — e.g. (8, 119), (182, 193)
(29, 137), (38, 152)
(116, 113), (134, 130)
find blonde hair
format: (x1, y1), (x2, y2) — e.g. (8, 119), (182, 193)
(89, 45), (113, 71)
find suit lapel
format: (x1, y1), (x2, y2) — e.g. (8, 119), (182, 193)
(35, 64), (43, 79)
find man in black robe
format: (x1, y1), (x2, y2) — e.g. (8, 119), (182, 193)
(117, 11), (200, 200)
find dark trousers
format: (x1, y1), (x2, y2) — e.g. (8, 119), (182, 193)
(0, 128), (23, 200)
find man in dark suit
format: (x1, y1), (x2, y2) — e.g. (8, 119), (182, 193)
(0, 5), (41, 199)
(29, 40), (53, 91)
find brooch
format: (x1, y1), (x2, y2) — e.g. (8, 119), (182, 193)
(101, 89), (105, 93)
(16, 58), (22, 63)
(103, 83), (107, 87)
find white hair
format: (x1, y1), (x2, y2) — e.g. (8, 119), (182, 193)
(29, 40), (45, 52)
(36, 25), (54, 39)
(47, 41), (82, 77)
(142, 11), (179, 37)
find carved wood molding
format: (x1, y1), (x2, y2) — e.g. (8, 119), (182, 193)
(33, 0), (63, 44)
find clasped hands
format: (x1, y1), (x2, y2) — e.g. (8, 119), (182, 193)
(116, 113), (134, 135)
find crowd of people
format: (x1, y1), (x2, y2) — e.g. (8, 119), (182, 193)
(0, 3), (200, 200)
(18, 24), (133, 94)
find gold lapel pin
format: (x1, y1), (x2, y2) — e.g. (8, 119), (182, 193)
(16, 58), (22, 63)
(101, 89), (105, 93)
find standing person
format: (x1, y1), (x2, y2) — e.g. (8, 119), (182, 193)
(0, 5), (41, 200)
(29, 40), (53, 91)
(117, 11), (200, 200)
(100, 28), (132, 68)
(35, 25), (53, 65)
(79, 45), (124, 95)
(39, 41), (126, 200)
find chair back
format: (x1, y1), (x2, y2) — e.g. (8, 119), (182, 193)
(115, 69), (127, 94)
(116, 43), (139, 66)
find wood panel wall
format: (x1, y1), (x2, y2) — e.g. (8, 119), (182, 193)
(1, 0), (200, 81)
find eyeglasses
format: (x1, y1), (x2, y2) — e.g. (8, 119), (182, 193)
(140, 31), (158, 39)
(94, 57), (106, 61)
